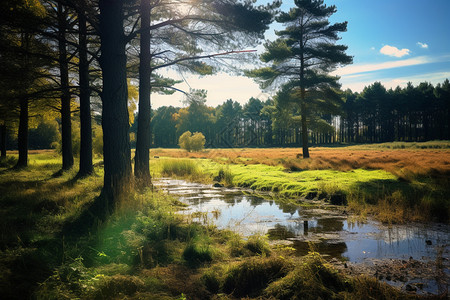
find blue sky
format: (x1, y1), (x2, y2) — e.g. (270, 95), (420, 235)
(323, 0), (450, 92)
(151, 0), (450, 108)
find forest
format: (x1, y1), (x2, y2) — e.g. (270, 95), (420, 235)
(0, 0), (449, 299)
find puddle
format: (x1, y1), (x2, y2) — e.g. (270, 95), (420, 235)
(154, 178), (449, 295)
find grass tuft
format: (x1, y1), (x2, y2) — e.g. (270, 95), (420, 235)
(158, 158), (206, 181)
(182, 235), (214, 267)
(223, 256), (291, 297)
(264, 251), (348, 299)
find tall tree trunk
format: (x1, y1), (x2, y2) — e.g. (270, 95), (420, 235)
(98, 0), (132, 213)
(77, 1), (93, 177)
(299, 41), (310, 158)
(300, 103), (309, 158)
(58, 3), (74, 170)
(134, 0), (152, 185)
(16, 98), (28, 168)
(1, 123), (7, 159)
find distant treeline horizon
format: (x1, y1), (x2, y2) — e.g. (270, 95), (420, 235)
(142, 79), (450, 148)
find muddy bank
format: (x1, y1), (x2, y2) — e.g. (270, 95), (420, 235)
(331, 256), (448, 296)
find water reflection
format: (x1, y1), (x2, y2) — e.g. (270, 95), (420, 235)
(154, 179), (450, 265)
(293, 240), (348, 258)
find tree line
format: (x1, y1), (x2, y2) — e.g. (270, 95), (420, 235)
(9, 77), (449, 152)
(143, 79), (450, 149)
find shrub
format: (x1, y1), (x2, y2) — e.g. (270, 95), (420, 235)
(178, 131), (192, 151)
(190, 132), (206, 151)
(178, 131), (205, 152)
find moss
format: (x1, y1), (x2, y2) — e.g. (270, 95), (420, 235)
(90, 275), (145, 299)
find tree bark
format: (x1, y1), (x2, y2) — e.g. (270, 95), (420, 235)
(98, 0), (132, 213)
(16, 97), (28, 168)
(58, 2), (74, 170)
(1, 123), (7, 159)
(77, 0), (93, 177)
(134, 0), (152, 185)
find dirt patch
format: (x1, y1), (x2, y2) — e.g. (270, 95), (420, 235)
(331, 256), (449, 296)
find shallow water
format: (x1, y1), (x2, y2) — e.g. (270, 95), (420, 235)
(154, 178), (449, 293)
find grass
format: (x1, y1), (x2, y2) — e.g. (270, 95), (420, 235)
(1, 148), (448, 299)
(151, 141), (450, 181)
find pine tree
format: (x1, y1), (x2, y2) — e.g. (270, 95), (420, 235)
(247, 0), (352, 157)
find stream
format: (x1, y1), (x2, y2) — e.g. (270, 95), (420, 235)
(154, 178), (449, 295)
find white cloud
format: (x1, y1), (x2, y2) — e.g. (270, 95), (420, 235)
(417, 42), (429, 49)
(380, 45), (410, 58)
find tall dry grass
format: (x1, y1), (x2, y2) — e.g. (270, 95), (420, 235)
(151, 146), (450, 181)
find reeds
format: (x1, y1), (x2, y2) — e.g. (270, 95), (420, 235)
(159, 158), (201, 178)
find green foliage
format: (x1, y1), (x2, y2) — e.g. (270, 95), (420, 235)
(28, 118), (59, 149)
(179, 131), (192, 151)
(178, 131), (206, 152)
(151, 106), (178, 147)
(36, 257), (142, 300)
(190, 132), (206, 152)
(92, 123), (103, 156)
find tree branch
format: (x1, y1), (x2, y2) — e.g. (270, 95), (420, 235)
(152, 50), (256, 71)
